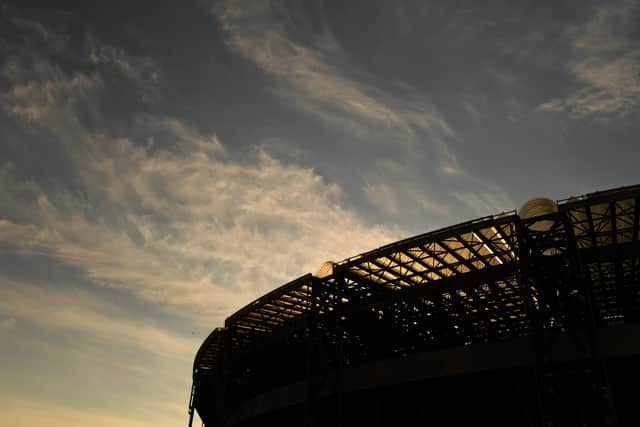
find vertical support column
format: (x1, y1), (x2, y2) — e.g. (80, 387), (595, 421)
(304, 277), (321, 427)
(333, 274), (345, 427)
(514, 218), (550, 427)
(562, 211), (619, 427)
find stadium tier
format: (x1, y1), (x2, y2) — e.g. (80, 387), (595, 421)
(189, 184), (640, 427)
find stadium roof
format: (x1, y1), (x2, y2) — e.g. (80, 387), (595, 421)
(194, 184), (640, 377)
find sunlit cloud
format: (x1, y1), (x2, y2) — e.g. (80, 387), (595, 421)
(210, 0), (513, 224)
(0, 279), (198, 360)
(0, 16), (402, 426)
(539, 0), (640, 119)
(0, 23), (402, 324)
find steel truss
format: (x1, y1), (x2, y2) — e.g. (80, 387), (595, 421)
(190, 185), (640, 427)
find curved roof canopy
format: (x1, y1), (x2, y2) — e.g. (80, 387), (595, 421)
(194, 184), (640, 378)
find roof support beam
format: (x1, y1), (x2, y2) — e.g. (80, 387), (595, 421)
(611, 201), (627, 319)
(472, 228), (510, 265)
(437, 238), (481, 272)
(420, 243), (465, 276)
(455, 233), (491, 268)
(396, 249), (446, 279)
(383, 251), (441, 281)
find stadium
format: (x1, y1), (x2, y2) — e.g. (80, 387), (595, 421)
(189, 184), (640, 427)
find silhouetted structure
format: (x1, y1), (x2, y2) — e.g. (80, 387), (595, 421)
(189, 185), (640, 427)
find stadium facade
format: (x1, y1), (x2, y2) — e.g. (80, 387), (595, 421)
(189, 185), (640, 427)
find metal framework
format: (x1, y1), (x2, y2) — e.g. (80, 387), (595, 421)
(189, 185), (640, 427)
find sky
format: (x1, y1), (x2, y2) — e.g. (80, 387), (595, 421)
(0, 0), (639, 426)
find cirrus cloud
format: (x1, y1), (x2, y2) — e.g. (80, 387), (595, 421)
(0, 22), (402, 324)
(539, 0), (640, 120)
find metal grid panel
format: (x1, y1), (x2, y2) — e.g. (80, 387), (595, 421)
(339, 218), (518, 292)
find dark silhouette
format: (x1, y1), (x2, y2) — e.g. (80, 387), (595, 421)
(190, 184), (640, 427)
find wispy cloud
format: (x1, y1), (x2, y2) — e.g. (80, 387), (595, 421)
(539, 0), (640, 119)
(211, 1), (453, 149)
(0, 279), (198, 360)
(87, 35), (163, 103)
(0, 19), (400, 427)
(0, 317), (16, 329)
(0, 21), (401, 323)
(210, 0), (513, 223)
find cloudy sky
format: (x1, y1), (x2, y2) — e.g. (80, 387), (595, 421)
(1, 0), (639, 425)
